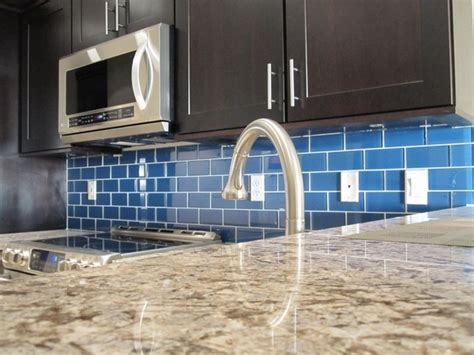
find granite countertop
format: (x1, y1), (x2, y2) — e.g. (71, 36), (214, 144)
(0, 207), (473, 354)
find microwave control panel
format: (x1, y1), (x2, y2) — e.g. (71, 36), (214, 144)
(69, 106), (134, 127)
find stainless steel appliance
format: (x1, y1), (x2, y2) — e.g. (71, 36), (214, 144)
(58, 23), (172, 146)
(0, 226), (220, 278)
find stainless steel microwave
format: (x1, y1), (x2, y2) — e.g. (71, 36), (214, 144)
(58, 23), (172, 145)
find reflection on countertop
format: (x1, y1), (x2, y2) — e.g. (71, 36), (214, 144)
(0, 207), (473, 354)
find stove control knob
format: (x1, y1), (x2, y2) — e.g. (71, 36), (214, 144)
(13, 251), (28, 266)
(58, 260), (68, 272)
(69, 260), (82, 270)
(2, 249), (14, 263)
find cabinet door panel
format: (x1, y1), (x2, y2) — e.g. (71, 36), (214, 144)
(21, 0), (71, 153)
(176, 0), (284, 134)
(286, 0), (452, 122)
(126, 0), (174, 33)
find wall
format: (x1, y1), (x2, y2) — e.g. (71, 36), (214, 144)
(0, 10), (66, 233)
(67, 116), (473, 243)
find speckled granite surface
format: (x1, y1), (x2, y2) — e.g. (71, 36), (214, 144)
(0, 207), (473, 354)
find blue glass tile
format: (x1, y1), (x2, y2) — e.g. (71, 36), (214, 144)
(154, 178), (173, 192)
(68, 218), (81, 229)
(67, 159), (74, 168)
(237, 199), (262, 209)
(199, 176), (222, 192)
(451, 144), (473, 166)
(366, 149), (404, 169)
(81, 193), (94, 205)
(74, 158), (87, 167)
(200, 209), (222, 225)
(310, 172), (339, 191)
(120, 179), (136, 192)
(177, 209), (199, 223)
(328, 151), (363, 171)
(385, 127), (425, 147)
(244, 157), (262, 174)
(96, 167), (110, 179)
(407, 146), (449, 168)
(120, 207), (137, 220)
(366, 192), (404, 212)
(96, 219), (112, 231)
(236, 228), (263, 243)
(329, 192), (364, 211)
(429, 168), (473, 190)
(263, 156), (282, 173)
(300, 153), (326, 172)
(138, 208), (155, 221)
(250, 138), (276, 156)
(148, 193), (165, 206)
(211, 226), (236, 243)
(68, 205), (74, 216)
(188, 193), (210, 208)
(111, 193), (127, 206)
(167, 162), (187, 176)
(386, 171), (404, 190)
(211, 159), (231, 175)
(360, 171), (384, 190)
(188, 160), (210, 176)
(167, 193), (187, 207)
(427, 126), (471, 144)
(199, 144), (221, 159)
(68, 181), (74, 192)
(104, 207), (119, 219)
(311, 212), (345, 230)
(347, 213), (384, 225)
(89, 206), (102, 218)
(148, 163), (165, 177)
(137, 149), (155, 163)
(346, 130), (382, 149)
(264, 229), (285, 238)
(129, 193), (145, 206)
(81, 168), (95, 179)
(303, 173), (310, 191)
(250, 210), (278, 228)
(178, 177), (198, 191)
(224, 210), (249, 226)
(156, 208), (176, 222)
(155, 147), (176, 161)
(75, 206), (87, 218)
(304, 192), (327, 210)
(119, 151), (136, 164)
(211, 193), (235, 209)
(96, 193), (111, 206)
(222, 145), (235, 158)
(310, 134), (344, 152)
(177, 145), (198, 160)
(147, 222), (167, 229)
(112, 166), (127, 178)
(129, 164), (147, 178)
(103, 155), (119, 165)
(407, 192), (450, 213)
(82, 219), (95, 230)
(88, 156), (102, 166)
(265, 175), (278, 191)
(68, 193), (80, 204)
(188, 224), (211, 232)
(452, 191), (473, 207)
(103, 180), (119, 192)
(68, 168), (80, 180)
(292, 136), (309, 153)
(264, 193), (284, 209)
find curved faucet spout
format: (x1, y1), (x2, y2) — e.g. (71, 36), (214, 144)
(222, 119), (305, 235)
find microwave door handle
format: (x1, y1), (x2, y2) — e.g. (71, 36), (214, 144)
(131, 42), (154, 110)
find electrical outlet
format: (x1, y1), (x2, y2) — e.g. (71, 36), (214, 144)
(87, 180), (97, 201)
(405, 169), (428, 205)
(250, 174), (265, 201)
(340, 171), (359, 202)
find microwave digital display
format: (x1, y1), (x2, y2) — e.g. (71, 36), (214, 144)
(69, 106), (134, 127)
(66, 51), (135, 115)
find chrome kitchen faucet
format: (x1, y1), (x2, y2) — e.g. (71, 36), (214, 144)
(222, 119), (305, 235)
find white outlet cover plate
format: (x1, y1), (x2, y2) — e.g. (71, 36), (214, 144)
(87, 180), (97, 201)
(340, 171), (359, 202)
(405, 169), (428, 205)
(250, 174), (265, 202)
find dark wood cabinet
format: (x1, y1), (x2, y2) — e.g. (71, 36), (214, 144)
(21, 0), (71, 153)
(126, 0), (174, 34)
(285, 0), (452, 122)
(176, 0), (285, 134)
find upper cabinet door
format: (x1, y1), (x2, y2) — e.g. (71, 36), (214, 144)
(285, 0), (453, 122)
(21, 0), (71, 153)
(176, 0), (285, 134)
(126, 0), (174, 33)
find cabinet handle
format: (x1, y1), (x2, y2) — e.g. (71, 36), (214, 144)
(105, 0), (126, 35)
(289, 59), (300, 107)
(105, 1), (109, 35)
(114, 0), (119, 32)
(267, 63), (277, 110)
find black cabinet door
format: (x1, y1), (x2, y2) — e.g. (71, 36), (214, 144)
(176, 0), (285, 134)
(21, 0), (71, 153)
(285, 0), (452, 122)
(126, 0), (174, 33)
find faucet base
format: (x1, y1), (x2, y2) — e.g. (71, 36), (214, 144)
(285, 219), (306, 235)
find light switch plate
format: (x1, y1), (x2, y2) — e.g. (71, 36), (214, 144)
(250, 174), (265, 201)
(405, 169), (428, 205)
(87, 180), (97, 201)
(340, 171), (359, 202)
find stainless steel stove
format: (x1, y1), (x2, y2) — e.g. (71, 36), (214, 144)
(0, 226), (220, 278)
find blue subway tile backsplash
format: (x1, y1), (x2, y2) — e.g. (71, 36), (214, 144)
(67, 119), (473, 243)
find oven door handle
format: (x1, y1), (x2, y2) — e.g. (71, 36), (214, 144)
(131, 40), (154, 110)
